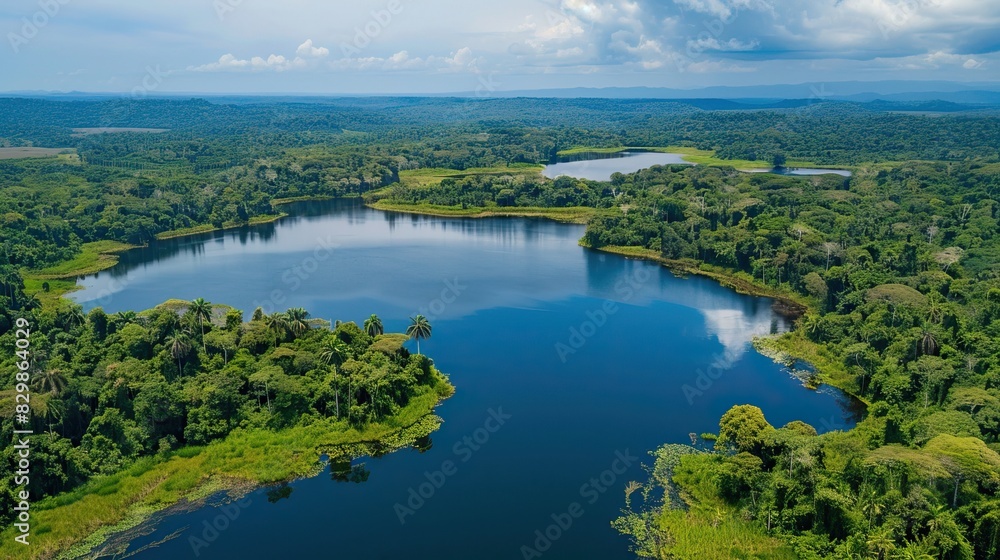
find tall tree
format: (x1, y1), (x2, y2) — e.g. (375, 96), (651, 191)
(189, 298), (212, 353)
(165, 330), (192, 377)
(406, 315), (432, 354)
(286, 307), (310, 337)
(364, 314), (384, 337)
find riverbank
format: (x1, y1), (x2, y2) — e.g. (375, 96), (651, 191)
(154, 213), (287, 240)
(367, 200), (602, 223)
(590, 245), (811, 317)
(0, 377), (454, 559)
(22, 241), (141, 307)
(554, 145), (844, 170)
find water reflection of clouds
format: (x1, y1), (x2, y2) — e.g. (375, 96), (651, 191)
(701, 307), (784, 371)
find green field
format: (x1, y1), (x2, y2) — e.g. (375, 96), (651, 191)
(555, 145), (836, 170)
(154, 213), (287, 240)
(27, 240), (138, 279)
(71, 127), (169, 135)
(399, 164), (544, 188)
(0, 147), (77, 160)
(368, 201), (602, 223)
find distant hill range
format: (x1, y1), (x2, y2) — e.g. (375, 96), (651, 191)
(482, 81), (1000, 105)
(4, 80), (1000, 112)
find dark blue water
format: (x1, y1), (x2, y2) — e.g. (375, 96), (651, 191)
(742, 167), (853, 177)
(72, 200), (862, 560)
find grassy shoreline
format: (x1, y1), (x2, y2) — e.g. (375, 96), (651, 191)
(555, 145), (849, 171)
(367, 200), (602, 223)
(591, 245), (811, 315)
(154, 213), (287, 240)
(0, 378), (454, 559)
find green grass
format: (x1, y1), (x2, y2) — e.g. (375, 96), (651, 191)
(754, 329), (865, 404)
(368, 201), (602, 223)
(398, 164), (544, 189)
(554, 145), (840, 171)
(0, 147), (76, 160)
(27, 240), (138, 279)
(22, 277), (79, 308)
(0, 378), (454, 559)
(155, 214), (287, 240)
(270, 195), (336, 206)
(656, 454), (799, 559)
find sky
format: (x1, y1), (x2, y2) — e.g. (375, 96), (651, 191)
(1, 0), (998, 94)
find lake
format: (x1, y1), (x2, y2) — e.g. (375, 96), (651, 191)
(541, 150), (852, 180)
(741, 167), (853, 177)
(542, 151), (691, 181)
(72, 200), (862, 560)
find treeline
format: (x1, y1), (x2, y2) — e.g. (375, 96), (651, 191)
(3, 98), (1000, 166)
(0, 300), (446, 527)
(367, 172), (617, 209)
(615, 405), (1000, 559)
(0, 148), (398, 271)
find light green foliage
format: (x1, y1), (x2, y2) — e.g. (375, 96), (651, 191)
(716, 404), (773, 454)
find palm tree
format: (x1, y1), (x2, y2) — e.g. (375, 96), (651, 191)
(801, 314), (822, 341)
(364, 314), (384, 337)
(165, 330), (192, 377)
(264, 312), (289, 348)
(320, 338), (351, 421)
(286, 307), (310, 337)
(899, 541), (936, 560)
(189, 298), (212, 353)
(866, 527), (896, 560)
(61, 305), (86, 330)
(320, 337), (349, 366)
(31, 368), (68, 395)
(32, 395), (64, 435)
(406, 315), (432, 354)
(115, 310), (138, 324)
(919, 330), (939, 357)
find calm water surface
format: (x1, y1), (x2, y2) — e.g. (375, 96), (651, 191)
(542, 151), (691, 181)
(73, 200), (862, 560)
(741, 167), (853, 177)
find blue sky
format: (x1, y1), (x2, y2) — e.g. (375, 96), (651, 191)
(1, 0), (998, 93)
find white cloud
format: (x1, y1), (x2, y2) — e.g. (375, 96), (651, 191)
(189, 52), (307, 72)
(686, 60), (756, 73)
(330, 47), (482, 72)
(190, 39), (334, 72)
(296, 39), (330, 58)
(687, 36), (758, 52)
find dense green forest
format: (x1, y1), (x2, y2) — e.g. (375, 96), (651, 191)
(0, 298), (447, 515)
(2, 96), (1000, 558)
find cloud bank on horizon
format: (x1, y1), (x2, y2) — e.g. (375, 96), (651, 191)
(1, 0), (997, 93)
